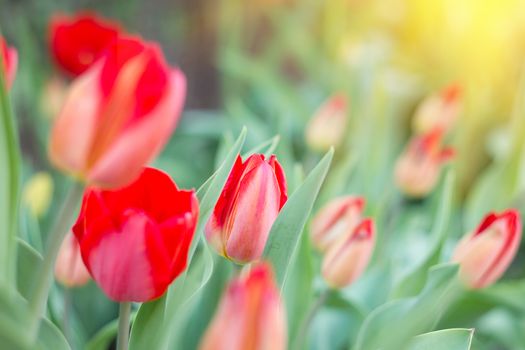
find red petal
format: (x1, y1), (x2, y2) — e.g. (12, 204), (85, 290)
(49, 12), (121, 76)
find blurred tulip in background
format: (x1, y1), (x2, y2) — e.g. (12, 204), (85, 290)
(452, 209), (522, 289)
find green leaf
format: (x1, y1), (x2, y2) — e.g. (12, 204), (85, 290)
(16, 239), (42, 299)
(392, 170), (455, 298)
(0, 287), (70, 350)
(408, 329), (474, 350)
(263, 148), (334, 287)
(130, 128), (246, 350)
(354, 264), (461, 350)
(0, 53), (21, 287)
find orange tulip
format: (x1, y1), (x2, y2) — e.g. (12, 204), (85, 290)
(394, 128), (454, 198)
(310, 195), (365, 252)
(413, 84), (462, 134)
(322, 218), (375, 289)
(0, 36), (17, 89)
(54, 232), (91, 288)
(452, 210), (522, 289)
(200, 262), (287, 350)
(305, 94), (348, 151)
(49, 36), (186, 188)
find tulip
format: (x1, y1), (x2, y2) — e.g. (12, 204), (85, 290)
(199, 262), (287, 350)
(310, 195), (365, 252)
(394, 128), (454, 198)
(205, 154), (287, 264)
(413, 84), (461, 134)
(22, 172), (54, 218)
(0, 36), (17, 89)
(49, 36), (186, 188)
(452, 209), (522, 289)
(72, 167), (198, 302)
(305, 94), (348, 151)
(49, 12), (121, 76)
(322, 218), (375, 288)
(54, 232), (91, 288)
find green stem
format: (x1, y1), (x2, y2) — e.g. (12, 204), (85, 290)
(292, 289), (329, 350)
(28, 181), (84, 340)
(117, 302), (132, 350)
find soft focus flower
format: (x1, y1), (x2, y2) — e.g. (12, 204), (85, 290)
(413, 84), (462, 134)
(49, 12), (121, 76)
(310, 195), (365, 252)
(452, 209), (522, 289)
(199, 262), (287, 350)
(0, 36), (17, 89)
(40, 76), (68, 119)
(22, 172), (54, 218)
(49, 36), (186, 188)
(72, 167), (198, 302)
(54, 232), (91, 288)
(305, 94), (348, 151)
(322, 218), (375, 289)
(394, 128), (454, 198)
(205, 154), (287, 264)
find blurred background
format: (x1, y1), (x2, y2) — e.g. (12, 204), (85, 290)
(3, 0), (525, 348)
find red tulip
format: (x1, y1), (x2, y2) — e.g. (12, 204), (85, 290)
(305, 94), (348, 151)
(322, 218), (375, 288)
(54, 232), (91, 288)
(72, 167), (198, 302)
(311, 195), (365, 252)
(205, 154), (287, 264)
(413, 84), (462, 134)
(452, 210), (522, 289)
(199, 262), (287, 350)
(0, 36), (17, 89)
(394, 127), (454, 198)
(49, 12), (121, 76)
(49, 36), (186, 188)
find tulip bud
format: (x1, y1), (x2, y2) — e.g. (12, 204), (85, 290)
(413, 84), (462, 134)
(205, 154), (287, 264)
(322, 218), (375, 288)
(452, 210), (522, 289)
(200, 262), (287, 350)
(305, 94), (348, 151)
(310, 195), (365, 252)
(49, 12), (121, 76)
(22, 172), (54, 218)
(54, 232), (90, 288)
(0, 36), (17, 89)
(49, 36), (186, 188)
(72, 167), (198, 302)
(394, 128), (454, 198)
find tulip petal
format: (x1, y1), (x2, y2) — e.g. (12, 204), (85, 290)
(88, 69), (186, 188)
(80, 210), (165, 302)
(49, 62), (103, 177)
(225, 161), (281, 263)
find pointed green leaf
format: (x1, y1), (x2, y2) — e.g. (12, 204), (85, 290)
(408, 329), (474, 350)
(264, 148), (333, 287)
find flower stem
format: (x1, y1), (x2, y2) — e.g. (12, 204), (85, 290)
(27, 181), (84, 340)
(117, 302), (132, 350)
(292, 289), (329, 350)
